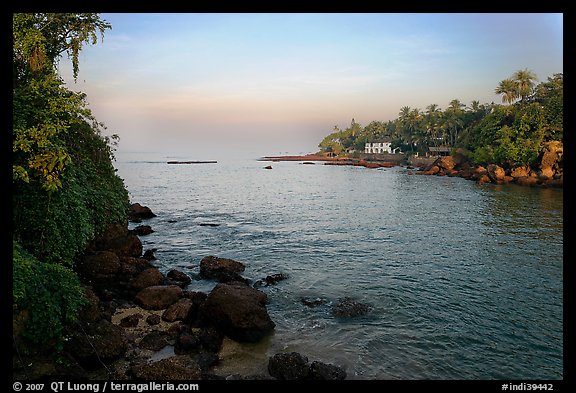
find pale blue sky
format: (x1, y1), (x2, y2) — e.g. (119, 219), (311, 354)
(59, 13), (563, 159)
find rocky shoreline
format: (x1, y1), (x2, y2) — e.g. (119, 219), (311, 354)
(13, 203), (356, 381)
(261, 141), (563, 188)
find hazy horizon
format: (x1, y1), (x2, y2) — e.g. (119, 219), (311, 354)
(58, 13), (563, 160)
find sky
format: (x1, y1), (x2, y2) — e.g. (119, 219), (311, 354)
(58, 13), (563, 160)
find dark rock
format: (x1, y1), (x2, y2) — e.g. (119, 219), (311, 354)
(264, 165), (273, 169)
(121, 257), (152, 274)
(301, 297), (327, 308)
(198, 327), (224, 353)
(66, 319), (128, 370)
(130, 356), (201, 380)
(142, 248), (157, 261)
(162, 298), (193, 322)
(185, 291), (208, 325)
(174, 330), (201, 354)
(129, 267), (164, 291)
(199, 256), (248, 284)
(119, 313), (142, 328)
(138, 330), (172, 351)
(128, 203), (157, 222)
(255, 273), (289, 287)
(134, 285), (183, 310)
(308, 360), (347, 380)
(332, 297), (371, 318)
(146, 314), (161, 325)
(132, 225), (154, 236)
(76, 251), (121, 280)
(167, 269), (192, 285)
(268, 352), (310, 380)
(194, 352), (220, 371)
(199, 283), (275, 342)
(91, 226), (143, 258)
(199, 223), (220, 227)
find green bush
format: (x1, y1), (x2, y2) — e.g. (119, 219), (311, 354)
(13, 119), (129, 266)
(13, 241), (88, 350)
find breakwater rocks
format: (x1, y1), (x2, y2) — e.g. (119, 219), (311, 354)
(13, 205), (348, 381)
(413, 143), (563, 188)
(262, 142), (563, 188)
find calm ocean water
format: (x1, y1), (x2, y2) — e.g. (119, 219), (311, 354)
(114, 152), (563, 380)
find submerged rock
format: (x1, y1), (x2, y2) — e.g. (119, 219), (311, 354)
(308, 360), (347, 380)
(268, 352), (309, 380)
(332, 297), (371, 318)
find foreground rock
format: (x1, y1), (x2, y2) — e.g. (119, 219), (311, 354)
(199, 283), (275, 342)
(14, 202), (324, 381)
(268, 352), (347, 380)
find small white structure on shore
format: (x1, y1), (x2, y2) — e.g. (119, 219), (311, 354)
(365, 141), (393, 154)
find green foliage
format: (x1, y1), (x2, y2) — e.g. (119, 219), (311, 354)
(13, 241), (88, 350)
(316, 69), (562, 168)
(13, 119), (129, 265)
(318, 131), (344, 155)
(13, 13), (127, 265)
(13, 13), (111, 192)
(12, 14), (128, 354)
(534, 73), (563, 141)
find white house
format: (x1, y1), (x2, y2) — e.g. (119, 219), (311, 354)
(365, 141), (393, 154)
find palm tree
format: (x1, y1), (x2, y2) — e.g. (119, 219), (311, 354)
(495, 78), (519, 104)
(447, 99), (465, 113)
(425, 104), (442, 147)
(513, 68), (538, 103)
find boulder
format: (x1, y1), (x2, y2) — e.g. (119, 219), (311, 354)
(308, 360), (347, 380)
(76, 251), (121, 280)
(138, 330), (172, 351)
(167, 269), (192, 286)
(162, 298), (194, 322)
(87, 224), (143, 258)
(135, 285), (183, 310)
(268, 352), (309, 380)
(132, 225), (154, 236)
(129, 267), (164, 291)
(128, 203), (157, 221)
(510, 165), (531, 179)
(199, 283), (275, 342)
(435, 156), (455, 171)
(66, 319), (128, 370)
(539, 141), (563, 179)
(199, 256), (247, 283)
(487, 164), (506, 182)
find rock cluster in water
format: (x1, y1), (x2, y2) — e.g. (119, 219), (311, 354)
(13, 203), (348, 381)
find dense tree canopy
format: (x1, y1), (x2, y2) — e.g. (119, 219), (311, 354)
(318, 69), (563, 167)
(12, 13), (128, 350)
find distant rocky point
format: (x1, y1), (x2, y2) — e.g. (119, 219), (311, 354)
(167, 161), (217, 164)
